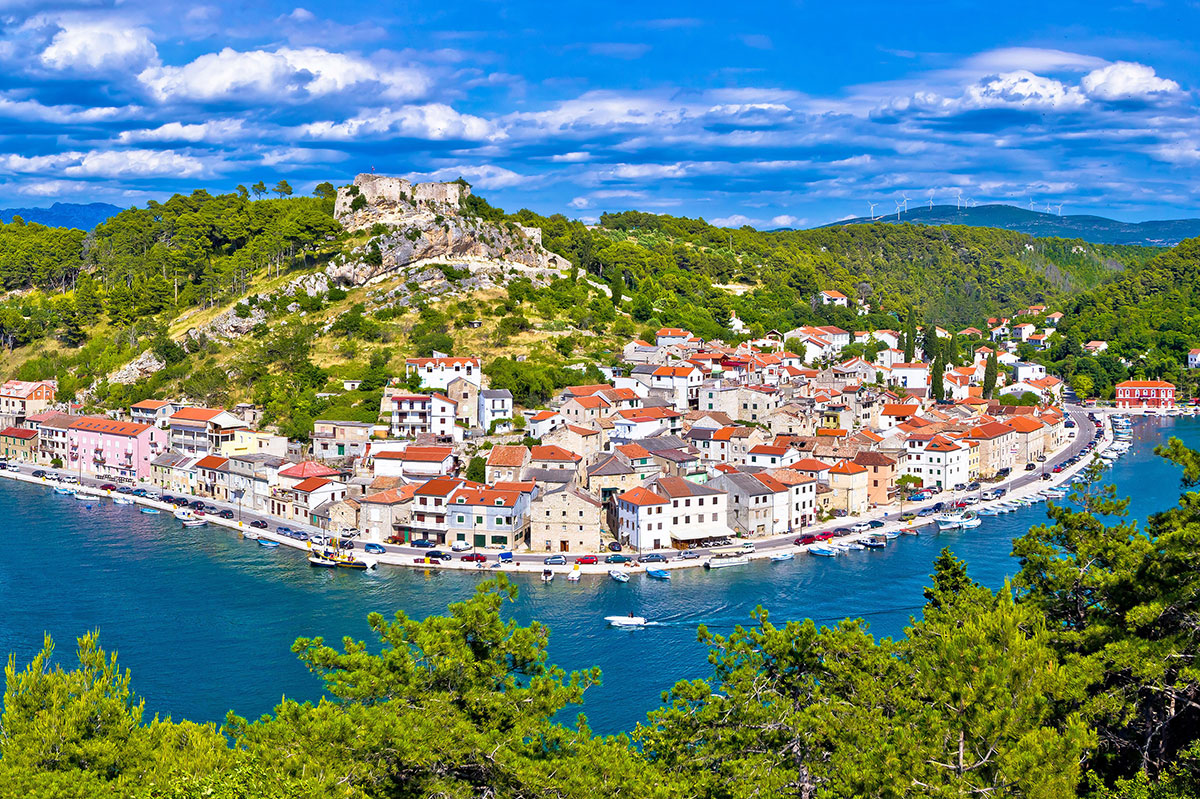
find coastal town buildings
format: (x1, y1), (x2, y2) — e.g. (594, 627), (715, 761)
(0, 380), (55, 429)
(1114, 380), (1175, 411)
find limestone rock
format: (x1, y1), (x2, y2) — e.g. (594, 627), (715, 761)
(107, 350), (166, 385)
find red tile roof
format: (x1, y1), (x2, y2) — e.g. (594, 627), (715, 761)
(487, 445), (530, 467)
(292, 476), (332, 493)
(531, 445), (581, 463)
(0, 426), (37, 440)
(169, 407), (224, 422)
(195, 455), (228, 470)
(617, 486), (668, 506)
(279, 461), (342, 478)
(68, 416), (151, 437)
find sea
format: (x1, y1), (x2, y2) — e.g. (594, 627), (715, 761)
(0, 415), (1192, 734)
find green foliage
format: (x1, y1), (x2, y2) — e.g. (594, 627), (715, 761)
(465, 455), (486, 483)
(484, 358), (605, 406)
(984, 349), (999, 398)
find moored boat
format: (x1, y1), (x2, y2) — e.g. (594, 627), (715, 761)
(609, 569), (629, 583)
(242, 530), (260, 540)
(139, 507), (160, 514)
(769, 551), (794, 562)
(173, 508), (197, 520)
(336, 558), (368, 570)
(863, 536), (886, 549)
(53, 486), (74, 495)
(935, 511), (979, 530)
(112, 495), (134, 505)
(75, 492), (97, 501)
(647, 568), (671, 579)
(703, 553), (749, 569)
(258, 539), (280, 548)
(541, 569), (554, 582)
(808, 546), (837, 558)
(308, 552), (338, 568)
(181, 518), (207, 527)
(566, 568), (581, 582)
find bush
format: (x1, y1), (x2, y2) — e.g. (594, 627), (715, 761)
(350, 194), (367, 211)
(327, 287), (348, 302)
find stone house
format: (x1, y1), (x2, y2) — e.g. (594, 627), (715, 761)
(529, 486), (605, 553)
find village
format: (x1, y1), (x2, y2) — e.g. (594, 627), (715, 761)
(0, 297), (1178, 564)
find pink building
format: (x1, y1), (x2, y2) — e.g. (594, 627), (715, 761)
(67, 416), (164, 482)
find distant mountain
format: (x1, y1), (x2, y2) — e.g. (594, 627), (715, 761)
(818, 204), (1200, 248)
(0, 202), (124, 230)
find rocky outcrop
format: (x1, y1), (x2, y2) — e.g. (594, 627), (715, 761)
(183, 303), (268, 350)
(328, 173), (569, 287)
(106, 350), (166, 385)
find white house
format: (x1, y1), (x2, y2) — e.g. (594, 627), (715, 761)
(405, 357), (482, 390)
(903, 433), (969, 490)
(1013, 362), (1047, 383)
(891, 363), (930, 390)
(650, 365), (703, 411)
(616, 476), (728, 550)
(818, 290), (849, 307)
(526, 410), (565, 438)
(388, 393), (459, 440)
(1189, 349), (1200, 370)
(655, 327), (692, 347)
(478, 389), (513, 432)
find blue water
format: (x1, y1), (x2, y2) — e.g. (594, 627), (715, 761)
(0, 416), (1192, 733)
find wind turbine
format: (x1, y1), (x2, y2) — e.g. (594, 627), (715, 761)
(901, 194), (910, 214)
(1056, 203), (1064, 216)
(928, 189), (934, 210)
(955, 189), (963, 210)
(868, 201), (878, 220)
(895, 201), (903, 221)
(1028, 197), (1035, 212)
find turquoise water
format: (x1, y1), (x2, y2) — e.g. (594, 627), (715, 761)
(1, 416), (1192, 733)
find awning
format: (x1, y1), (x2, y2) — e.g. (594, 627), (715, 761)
(671, 528), (725, 542)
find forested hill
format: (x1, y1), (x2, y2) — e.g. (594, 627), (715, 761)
(510, 207), (1157, 333)
(1054, 236), (1200, 372)
(0, 201), (123, 230)
(822, 204), (1200, 247)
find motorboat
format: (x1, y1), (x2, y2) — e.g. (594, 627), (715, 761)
(647, 568), (671, 579)
(139, 507), (160, 514)
(769, 552), (795, 562)
(566, 568), (581, 582)
(181, 519), (207, 528)
(606, 615), (648, 628)
(53, 486), (74, 495)
(173, 508), (197, 521)
(309, 552), (338, 568)
(808, 546), (837, 558)
(336, 558), (369, 570)
(935, 511), (979, 530)
(609, 570), (629, 583)
(258, 539), (280, 548)
(863, 536), (886, 549)
(113, 495), (134, 505)
(976, 506), (1000, 516)
(703, 554), (749, 569)
(900, 526), (920, 535)
(541, 569), (554, 583)
(883, 530), (901, 539)
(242, 530), (260, 540)
(75, 492), (97, 501)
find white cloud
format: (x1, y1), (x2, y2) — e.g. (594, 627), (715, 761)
(609, 163), (690, 179)
(117, 119), (249, 144)
(711, 214), (757, 227)
(1082, 61), (1180, 101)
(1150, 142), (1200, 164)
(568, 196), (592, 209)
(0, 94), (130, 123)
(40, 19), (158, 73)
(770, 214), (805, 227)
(260, 146), (347, 166)
(63, 149), (209, 178)
(138, 46), (430, 103)
(964, 70), (1086, 110)
(964, 47), (1106, 74)
(550, 151), (590, 162)
(298, 104), (495, 141)
(405, 164), (528, 190)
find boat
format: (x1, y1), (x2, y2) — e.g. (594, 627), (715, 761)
(901, 526), (920, 535)
(139, 507), (160, 514)
(541, 569), (554, 583)
(606, 615), (648, 627)
(258, 539), (280, 548)
(308, 552), (338, 568)
(75, 492), (97, 502)
(863, 536), (886, 549)
(769, 552), (794, 562)
(336, 558), (369, 570)
(242, 530), (260, 540)
(883, 530), (901, 539)
(173, 508), (197, 520)
(53, 486), (74, 495)
(609, 570), (629, 583)
(808, 546), (837, 558)
(566, 568), (581, 582)
(703, 554), (749, 569)
(112, 495), (134, 505)
(181, 519), (207, 527)
(647, 568), (671, 579)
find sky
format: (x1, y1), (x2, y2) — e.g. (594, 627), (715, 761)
(1, 0), (1198, 227)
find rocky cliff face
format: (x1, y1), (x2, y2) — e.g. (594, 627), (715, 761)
(328, 173), (568, 286)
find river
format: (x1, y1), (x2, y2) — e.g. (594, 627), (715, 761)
(0, 415), (1192, 734)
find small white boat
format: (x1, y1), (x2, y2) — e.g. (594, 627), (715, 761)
(541, 569), (554, 583)
(934, 512), (974, 530)
(609, 569), (629, 583)
(173, 508), (197, 521)
(703, 554), (749, 570)
(112, 496), (134, 505)
(606, 615), (648, 627)
(75, 492), (97, 502)
(181, 518), (207, 527)
(242, 530), (260, 540)
(53, 486), (75, 495)
(809, 546), (837, 557)
(566, 568), (581, 582)
(769, 551), (794, 562)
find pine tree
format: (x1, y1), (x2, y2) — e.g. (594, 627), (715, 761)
(983, 350), (998, 398)
(932, 354), (945, 401)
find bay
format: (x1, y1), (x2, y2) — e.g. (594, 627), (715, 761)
(0, 415), (1192, 734)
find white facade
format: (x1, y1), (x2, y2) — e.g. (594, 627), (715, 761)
(903, 435), (969, 490)
(405, 357), (482, 390)
(389, 394), (458, 439)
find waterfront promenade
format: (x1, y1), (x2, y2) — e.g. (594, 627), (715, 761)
(0, 405), (1105, 577)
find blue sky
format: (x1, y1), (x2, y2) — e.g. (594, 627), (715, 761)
(1, 0), (1198, 226)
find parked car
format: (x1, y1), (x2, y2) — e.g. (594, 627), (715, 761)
(497, 552), (514, 563)
(574, 555), (598, 565)
(543, 555), (566, 565)
(99, 483), (117, 491)
(5, 463), (17, 473)
(363, 543), (385, 554)
(131, 488), (149, 497)
(868, 519), (886, 529)
(639, 553), (667, 564)
(216, 509), (233, 519)
(249, 520), (268, 529)
(850, 522), (872, 533)
(461, 553), (488, 563)
(832, 527), (852, 536)
(31, 470), (45, 478)
(605, 554), (632, 564)
(952, 483), (967, 492)
(607, 541), (623, 552)
(967, 482), (981, 491)
(62, 475), (79, 484)
(310, 535), (330, 546)
(900, 513), (916, 522)
(411, 538), (436, 548)
(677, 550), (700, 560)
(423, 550), (450, 561)
(814, 531), (835, 541)
(450, 540), (471, 552)
(795, 535), (818, 545)
(1041, 473), (1053, 481)
(276, 526), (294, 536)
(740, 541), (756, 551)
(917, 508), (937, 517)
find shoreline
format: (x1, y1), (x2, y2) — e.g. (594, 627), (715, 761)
(0, 407), (1119, 577)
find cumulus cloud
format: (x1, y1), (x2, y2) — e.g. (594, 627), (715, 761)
(405, 164), (529, 190)
(964, 70), (1087, 110)
(770, 214), (805, 227)
(62, 149), (210, 178)
(298, 104), (495, 141)
(117, 119), (249, 144)
(1082, 61), (1180, 101)
(40, 19), (159, 73)
(710, 214), (758, 227)
(138, 46), (430, 103)
(568, 196), (592, 208)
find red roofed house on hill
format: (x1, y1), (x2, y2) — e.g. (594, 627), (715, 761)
(168, 407), (247, 457)
(67, 416), (164, 481)
(0, 379), (56, 428)
(130, 399), (177, 429)
(404, 356), (481, 390)
(1115, 380), (1175, 411)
